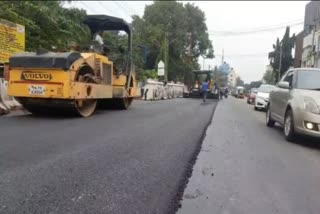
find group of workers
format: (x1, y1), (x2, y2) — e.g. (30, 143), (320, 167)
(201, 79), (229, 102)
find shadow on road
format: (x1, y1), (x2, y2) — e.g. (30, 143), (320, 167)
(292, 136), (320, 150)
(200, 100), (219, 105)
(273, 125), (320, 150)
(4, 112), (87, 121)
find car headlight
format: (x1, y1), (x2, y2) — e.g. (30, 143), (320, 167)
(303, 97), (320, 114)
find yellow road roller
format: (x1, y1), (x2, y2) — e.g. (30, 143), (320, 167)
(7, 15), (138, 117)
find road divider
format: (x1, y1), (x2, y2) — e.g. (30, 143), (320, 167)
(141, 79), (184, 101)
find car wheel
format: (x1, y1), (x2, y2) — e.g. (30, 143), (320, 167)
(266, 105), (275, 127)
(254, 106), (258, 111)
(284, 109), (296, 142)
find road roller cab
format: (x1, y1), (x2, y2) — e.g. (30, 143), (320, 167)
(188, 70), (217, 99)
(7, 15), (137, 117)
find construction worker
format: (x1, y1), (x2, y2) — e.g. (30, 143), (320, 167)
(94, 30), (104, 46)
(202, 79), (209, 102)
(68, 41), (80, 52)
(91, 30), (110, 55)
(219, 85), (224, 100)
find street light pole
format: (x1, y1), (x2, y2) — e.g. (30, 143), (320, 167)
(202, 56), (205, 70)
(164, 32), (169, 82)
(278, 43), (282, 82)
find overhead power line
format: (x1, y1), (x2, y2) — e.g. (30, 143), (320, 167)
(118, 1), (137, 15)
(79, 1), (98, 14)
(209, 19), (303, 33)
(209, 20), (303, 36)
(121, 1), (139, 15)
(112, 1), (133, 20)
(215, 53), (268, 58)
(97, 1), (113, 16)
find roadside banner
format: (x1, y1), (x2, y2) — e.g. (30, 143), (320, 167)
(0, 18), (25, 63)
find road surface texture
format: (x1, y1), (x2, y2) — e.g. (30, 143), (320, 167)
(178, 97), (320, 214)
(0, 98), (217, 214)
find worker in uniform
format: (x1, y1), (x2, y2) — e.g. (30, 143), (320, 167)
(202, 79), (209, 102)
(68, 41), (80, 52)
(94, 30), (104, 46)
(91, 30), (110, 55)
(219, 85), (224, 100)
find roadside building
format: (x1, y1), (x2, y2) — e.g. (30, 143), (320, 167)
(227, 68), (237, 88)
(302, 1), (320, 67)
(294, 31), (303, 68)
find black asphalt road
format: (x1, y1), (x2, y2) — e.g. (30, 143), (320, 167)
(0, 99), (217, 214)
(178, 97), (320, 214)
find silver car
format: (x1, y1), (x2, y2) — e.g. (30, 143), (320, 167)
(266, 68), (320, 141)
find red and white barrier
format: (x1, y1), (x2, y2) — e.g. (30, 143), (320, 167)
(141, 79), (185, 101)
(0, 78), (22, 115)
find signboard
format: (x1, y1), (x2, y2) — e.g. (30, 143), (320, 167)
(0, 19), (25, 63)
(157, 60), (165, 76)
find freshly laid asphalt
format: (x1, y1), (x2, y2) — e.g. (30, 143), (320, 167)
(178, 97), (320, 214)
(0, 98), (217, 214)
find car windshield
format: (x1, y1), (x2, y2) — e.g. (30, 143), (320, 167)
(258, 85), (275, 93)
(297, 70), (320, 90)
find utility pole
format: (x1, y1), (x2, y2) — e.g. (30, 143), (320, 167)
(312, 18), (317, 67)
(202, 56), (205, 70)
(311, 19), (316, 67)
(164, 32), (169, 82)
(278, 42), (282, 82)
(221, 49), (224, 64)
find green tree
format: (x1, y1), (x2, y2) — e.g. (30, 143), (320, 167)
(131, 1), (214, 82)
(236, 76), (244, 87)
(263, 68), (274, 84)
(268, 26), (295, 82)
(249, 81), (262, 88)
(0, 1), (91, 51)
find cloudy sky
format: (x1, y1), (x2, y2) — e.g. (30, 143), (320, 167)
(64, 1), (308, 83)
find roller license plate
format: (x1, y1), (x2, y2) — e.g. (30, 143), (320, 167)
(29, 85), (46, 95)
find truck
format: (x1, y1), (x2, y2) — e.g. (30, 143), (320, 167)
(7, 15), (139, 117)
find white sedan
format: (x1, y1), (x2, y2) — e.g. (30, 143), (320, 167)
(254, 84), (276, 111)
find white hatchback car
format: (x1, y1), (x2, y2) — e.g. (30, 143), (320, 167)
(254, 84), (276, 111)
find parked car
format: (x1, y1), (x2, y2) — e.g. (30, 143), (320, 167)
(254, 84), (276, 110)
(231, 89), (238, 97)
(247, 88), (258, 104)
(266, 68), (320, 141)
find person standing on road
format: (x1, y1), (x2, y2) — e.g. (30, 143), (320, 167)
(202, 80), (209, 102)
(219, 85), (224, 100)
(213, 82), (219, 98)
(224, 87), (229, 98)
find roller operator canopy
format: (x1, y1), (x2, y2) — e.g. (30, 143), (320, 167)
(83, 15), (132, 35)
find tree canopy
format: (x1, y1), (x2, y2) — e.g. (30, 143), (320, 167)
(268, 26), (295, 82)
(0, 1), (91, 51)
(263, 67), (274, 84)
(236, 76), (244, 87)
(131, 1), (214, 83)
(0, 1), (214, 83)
